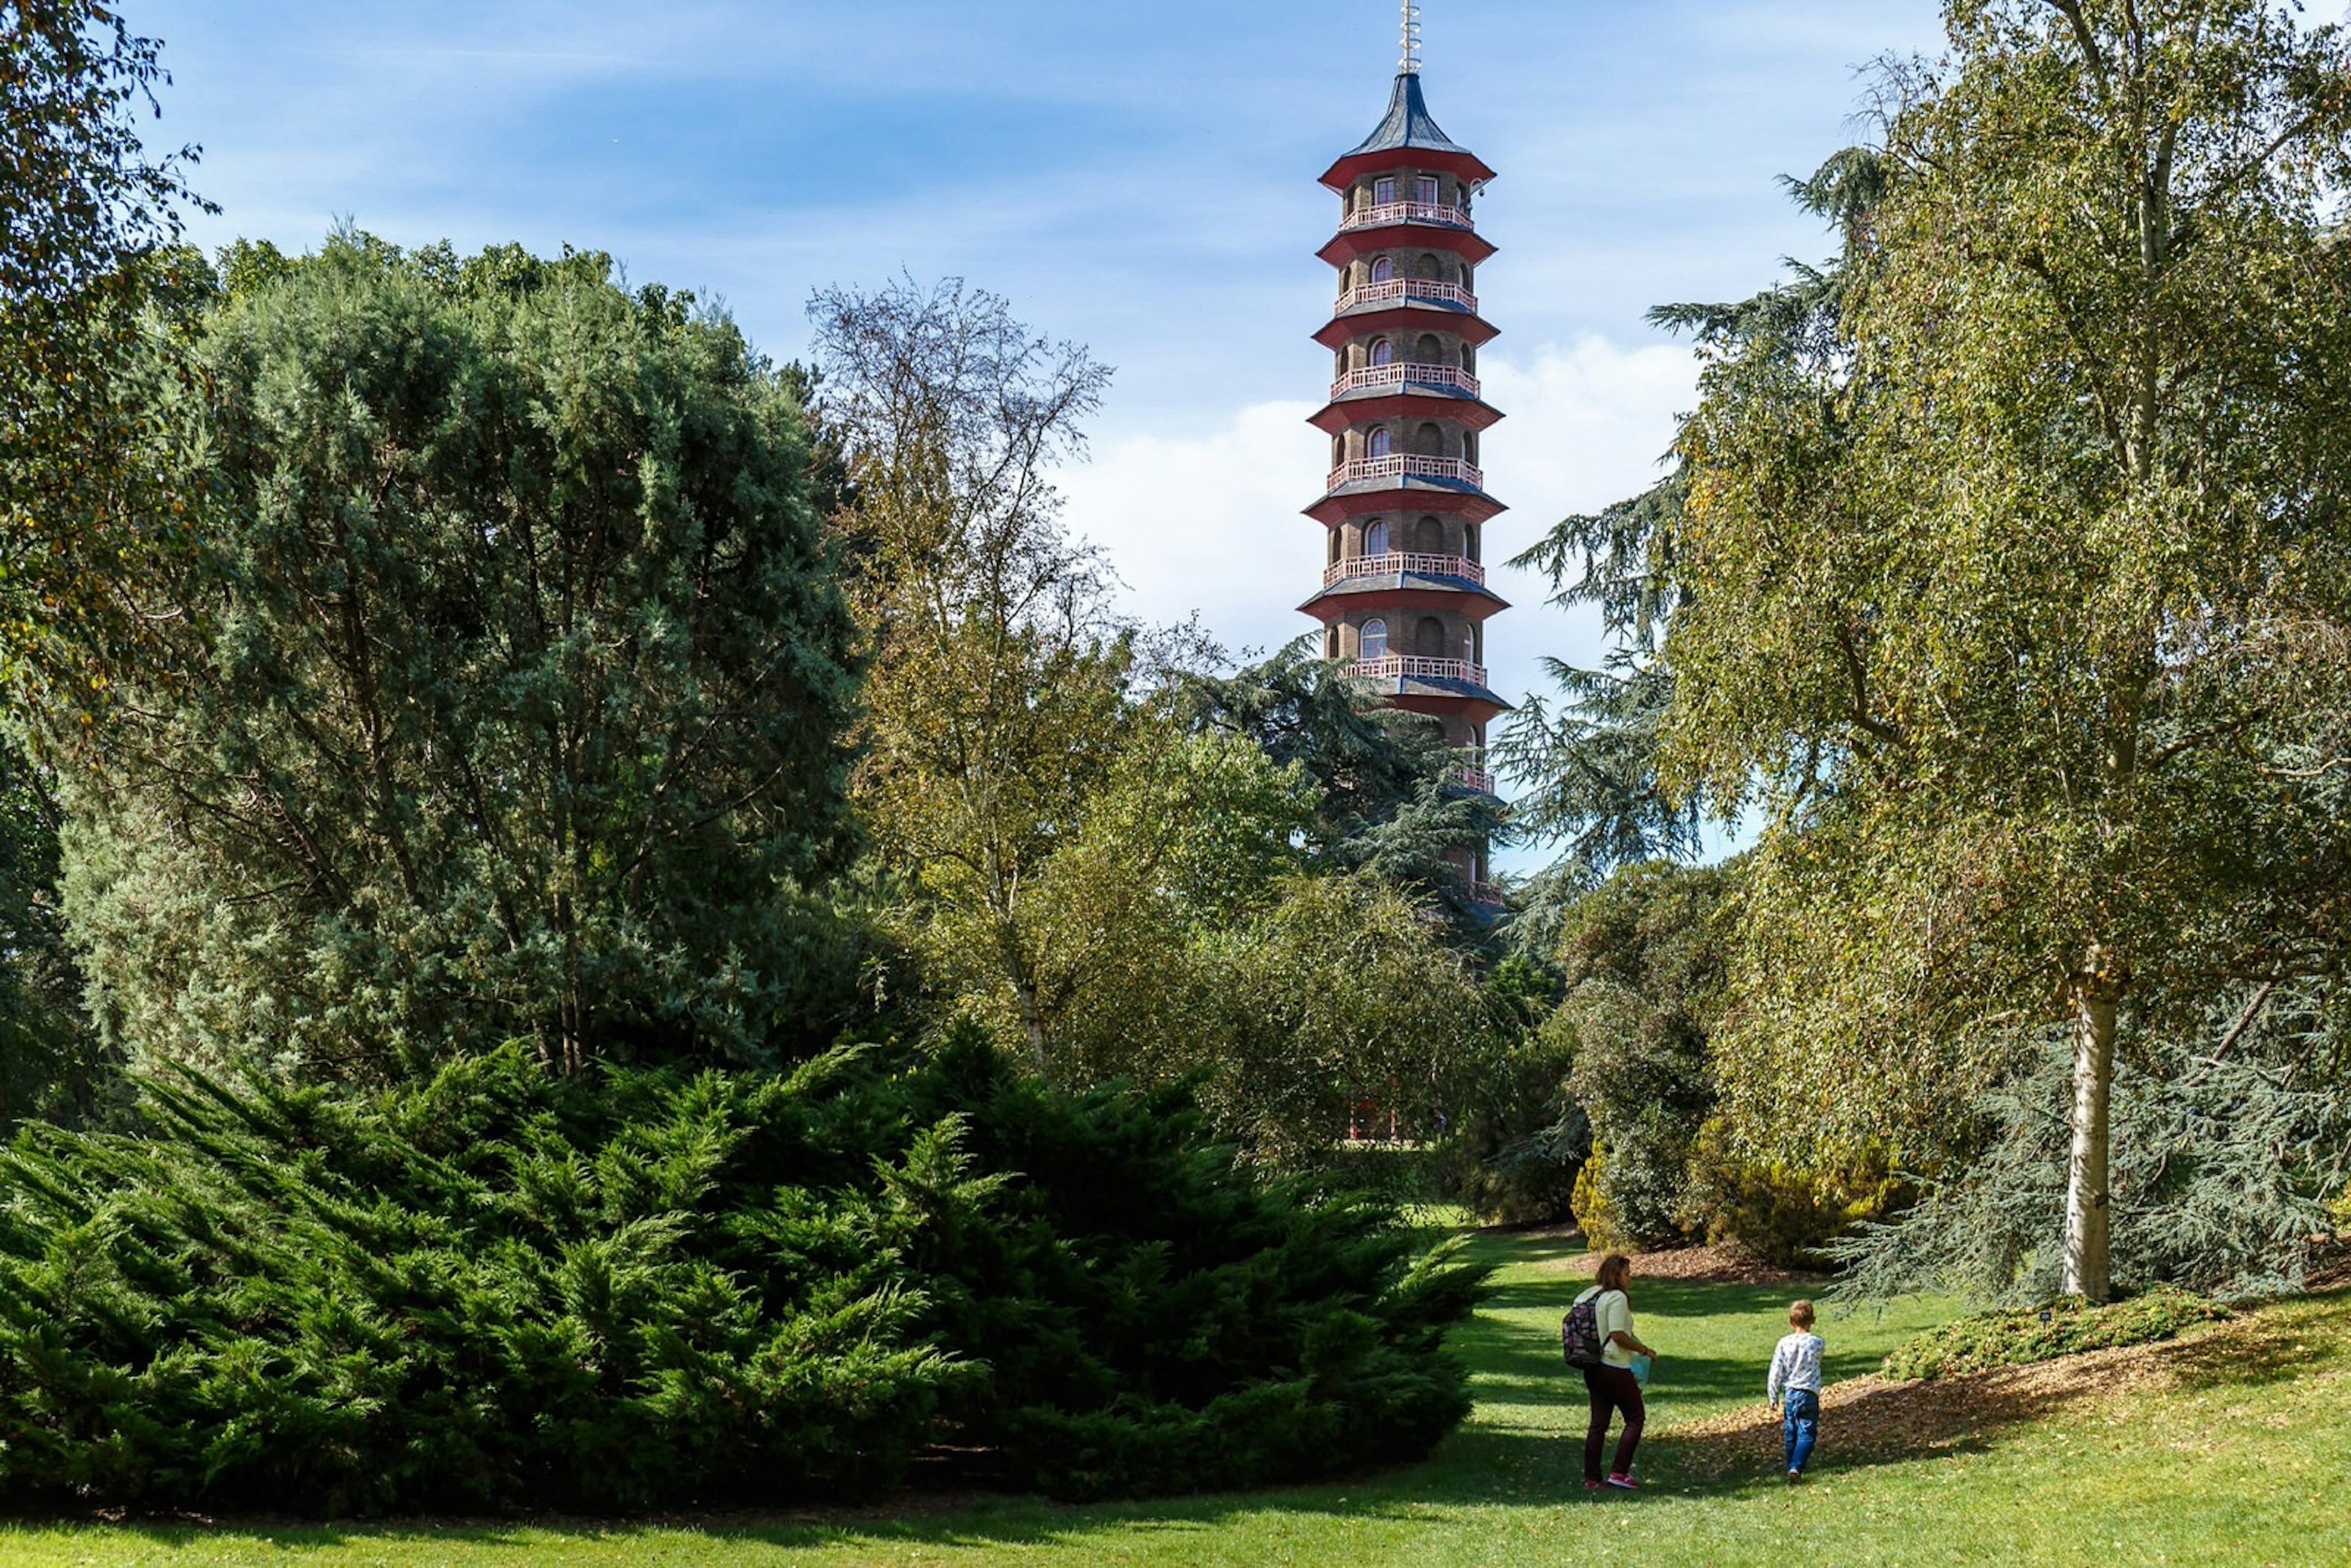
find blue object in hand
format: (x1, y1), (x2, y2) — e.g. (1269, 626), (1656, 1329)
(1629, 1352), (1653, 1388)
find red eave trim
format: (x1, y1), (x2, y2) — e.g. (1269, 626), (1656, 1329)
(1308, 391), (1504, 437)
(1306, 488), (1507, 527)
(1299, 583), (1511, 622)
(1393, 691), (1510, 725)
(1318, 224), (1498, 269)
(1318, 148), (1498, 192)
(1313, 304), (1499, 351)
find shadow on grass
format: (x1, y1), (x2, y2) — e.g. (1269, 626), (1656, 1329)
(68, 1276), (2350, 1558)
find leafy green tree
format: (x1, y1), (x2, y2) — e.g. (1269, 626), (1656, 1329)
(0, 1), (209, 700)
(1005, 728), (1311, 1084)
(51, 234), (860, 1079)
(1540, 861), (1732, 1245)
(1494, 149), (1886, 895)
(813, 281), (1502, 1147)
(1176, 640), (1505, 935)
(1654, 2), (2351, 1298)
(1197, 871), (1496, 1168)
(809, 276), (1130, 1078)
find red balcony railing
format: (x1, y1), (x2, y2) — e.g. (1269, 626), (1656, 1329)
(1450, 749), (1499, 795)
(1334, 277), (1480, 314)
(1322, 551), (1486, 588)
(1347, 654), (1491, 688)
(1341, 200), (1474, 232)
(1330, 361), (1481, 400)
(1326, 454), (1485, 492)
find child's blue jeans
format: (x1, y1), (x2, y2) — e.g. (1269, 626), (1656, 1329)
(1781, 1388), (1820, 1473)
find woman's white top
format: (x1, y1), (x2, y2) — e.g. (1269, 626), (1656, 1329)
(1575, 1285), (1636, 1369)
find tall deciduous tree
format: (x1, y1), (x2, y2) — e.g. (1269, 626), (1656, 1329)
(1663, 2), (2351, 1299)
(0, 1), (208, 699)
(810, 277), (1130, 1076)
(53, 236), (860, 1079)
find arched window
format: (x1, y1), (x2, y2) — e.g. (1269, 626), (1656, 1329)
(1464, 523), (1480, 563)
(1415, 332), (1444, 365)
(1325, 626), (1338, 658)
(1332, 434), (1345, 467)
(1416, 421), (1444, 457)
(1368, 426), (1393, 459)
(1414, 516), (1443, 553)
(1373, 176), (1397, 206)
(1360, 618), (1389, 659)
(1327, 528), (1341, 565)
(1417, 175), (1440, 206)
(1365, 518), (1389, 557)
(1370, 256), (1395, 284)
(1370, 337), (1394, 367)
(1416, 616), (1447, 656)
(1464, 431), (1479, 464)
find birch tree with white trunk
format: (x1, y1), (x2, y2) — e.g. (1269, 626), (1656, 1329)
(1654, 0), (2351, 1301)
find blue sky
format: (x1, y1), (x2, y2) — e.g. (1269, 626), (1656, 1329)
(139, 0), (1963, 866)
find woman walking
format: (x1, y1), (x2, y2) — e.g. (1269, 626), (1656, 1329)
(1570, 1253), (1656, 1491)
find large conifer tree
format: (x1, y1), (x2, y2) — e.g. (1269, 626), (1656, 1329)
(53, 236), (860, 1078)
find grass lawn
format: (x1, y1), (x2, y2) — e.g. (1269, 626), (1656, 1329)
(7, 1229), (2348, 1566)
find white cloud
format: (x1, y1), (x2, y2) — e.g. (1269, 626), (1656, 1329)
(1059, 398), (1327, 662)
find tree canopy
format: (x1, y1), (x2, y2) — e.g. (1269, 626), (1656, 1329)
(0, 0), (208, 701)
(51, 234), (861, 1080)
(1505, 1), (2351, 1298)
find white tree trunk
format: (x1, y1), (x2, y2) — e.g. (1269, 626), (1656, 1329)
(1016, 988), (1051, 1081)
(2062, 977), (2117, 1302)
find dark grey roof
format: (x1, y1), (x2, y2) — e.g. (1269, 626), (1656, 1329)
(1344, 72), (1472, 160)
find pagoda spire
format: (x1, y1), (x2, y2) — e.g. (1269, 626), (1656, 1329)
(1399, 1), (1422, 74)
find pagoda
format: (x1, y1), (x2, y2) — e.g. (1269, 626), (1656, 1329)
(1303, 3), (1507, 892)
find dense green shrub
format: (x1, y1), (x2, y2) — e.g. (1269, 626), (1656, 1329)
(1682, 1119), (1909, 1267)
(0, 1030), (1487, 1513)
(1883, 1287), (2230, 1381)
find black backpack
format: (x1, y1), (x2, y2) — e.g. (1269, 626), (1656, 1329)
(1561, 1288), (1609, 1368)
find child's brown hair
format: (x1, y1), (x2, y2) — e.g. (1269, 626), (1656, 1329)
(1789, 1299), (1816, 1330)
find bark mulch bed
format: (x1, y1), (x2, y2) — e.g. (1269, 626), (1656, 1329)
(1542, 1242), (1826, 1288)
(2306, 1235), (2351, 1292)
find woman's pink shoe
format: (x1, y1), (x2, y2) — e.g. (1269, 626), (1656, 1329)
(1605, 1472), (1640, 1490)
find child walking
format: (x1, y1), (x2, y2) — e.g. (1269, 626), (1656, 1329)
(1766, 1299), (1824, 1482)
